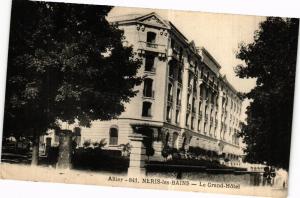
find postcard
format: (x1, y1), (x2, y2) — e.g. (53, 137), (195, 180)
(1, 0), (299, 197)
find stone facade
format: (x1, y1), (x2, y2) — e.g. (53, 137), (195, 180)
(63, 12), (244, 166)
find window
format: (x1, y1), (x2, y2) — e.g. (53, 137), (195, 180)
(192, 97), (196, 113)
(185, 113), (190, 126)
(143, 78), (153, 97)
(198, 100), (202, 114)
(109, 127), (118, 145)
(179, 47), (183, 61)
(191, 116), (194, 130)
(176, 89), (181, 105)
(147, 32), (156, 44)
(142, 102), (152, 117)
(165, 132), (170, 146)
(168, 83), (173, 102)
(166, 106), (172, 122)
(145, 54), (155, 72)
(175, 109), (180, 124)
(181, 133), (187, 149)
(172, 132), (179, 148)
(169, 62), (176, 78)
(178, 66), (183, 83)
(197, 119), (201, 131)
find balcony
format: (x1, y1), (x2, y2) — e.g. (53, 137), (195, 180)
(205, 114), (208, 122)
(167, 96), (173, 104)
(199, 111), (203, 119)
(192, 107), (196, 113)
(144, 67), (156, 74)
(138, 41), (166, 54)
(187, 104), (191, 112)
(188, 85), (192, 93)
(143, 90), (155, 99)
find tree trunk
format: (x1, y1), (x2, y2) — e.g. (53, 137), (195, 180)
(57, 129), (73, 169)
(31, 135), (39, 166)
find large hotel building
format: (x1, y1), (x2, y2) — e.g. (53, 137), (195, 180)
(44, 12), (244, 165)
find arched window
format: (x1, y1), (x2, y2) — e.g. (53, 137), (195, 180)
(181, 133), (187, 149)
(142, 102), (152, 117)
(164, 132), (170, 146)
(143, 78), (153, 97)
(172, 132), (179, 149)
(109, 127), (118, 145)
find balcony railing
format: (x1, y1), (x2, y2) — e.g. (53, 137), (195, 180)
(146, 42), (158, 48)
(138, 41), (166, 54)
(143, 90), (155, 99)
(144, 67), (156, 74)
(188, 85), (192, 93)
(187, 104), (191, 112)
(205, 114), (208, 122)
(199, 111), (203, 119)
(176, 100), (182, 106)
(192, 107), (196, 113)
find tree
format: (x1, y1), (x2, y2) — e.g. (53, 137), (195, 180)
(235, 17), (299, 170)
(3, 0), (141, 166)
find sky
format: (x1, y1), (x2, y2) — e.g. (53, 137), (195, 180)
(108, 6), (266, 121)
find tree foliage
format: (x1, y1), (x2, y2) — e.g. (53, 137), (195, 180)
(235, 17), (299, 170)
(3, 0), (142, 140)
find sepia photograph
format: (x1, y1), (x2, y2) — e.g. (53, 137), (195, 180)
(0, 0), (299, 197)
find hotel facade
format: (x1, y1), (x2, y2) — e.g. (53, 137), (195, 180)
(44, 12), (244, 166)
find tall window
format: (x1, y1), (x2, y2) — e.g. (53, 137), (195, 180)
(179, 47), (183, 61)
(165, 132), (170, 146)
(168, 83), (173, 102)
(191, 116), (194, 130)
(176, 89), (181, 105)
(185, 113), (190, 126)
(145, 54), (155, 72)
(175, 109), (180, 124)
(169, 62), (176, 78)
(197, 119), (201, 131)
(147, 32), (156, 44)
(198, 100), (202, 114)
(187, 93), (190, 107)
(172, 132), (179, 148)
(166, 106), (172, 122)
(143, 78), (153, 97)
(142, 102), (152, 117)
(109, 127), (118, 145)
(181, 133), (187, 149)
(178, 66), (183, 83)
(192, 97), (196, 112)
